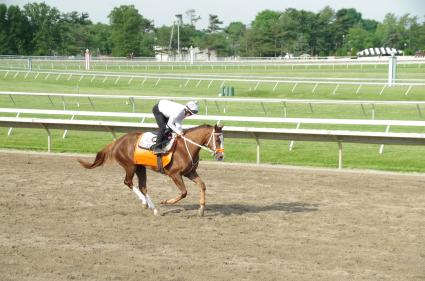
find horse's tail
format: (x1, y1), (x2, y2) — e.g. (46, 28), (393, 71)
(78, 142), (115, 169)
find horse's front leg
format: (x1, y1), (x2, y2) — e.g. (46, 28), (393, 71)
(186, 171), (206, 216)
(161, 173), (187, 205)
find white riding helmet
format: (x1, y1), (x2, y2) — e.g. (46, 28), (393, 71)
(185, 101), (199, 114)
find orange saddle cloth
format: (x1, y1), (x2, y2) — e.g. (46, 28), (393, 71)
(133, 133), (173, 170)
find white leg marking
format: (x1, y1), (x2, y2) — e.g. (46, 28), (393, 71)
(146, 194), (159, 215)
(132, 187), (147, 205)
(146, 194), (155, 209)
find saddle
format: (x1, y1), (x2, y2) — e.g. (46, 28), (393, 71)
(137, 130), (174, 151)
(133, 131), (176, 173)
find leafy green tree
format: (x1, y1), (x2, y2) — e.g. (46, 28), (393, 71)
(202, 14), (226, 56)
(108, 5), (153, 56)
(225, 21), (246, 56)
(185, 9), (201, 27)
(207, 14), (223, 33)
(361, 18), (379, 32)
(202, 32), (228, 56)
(407, 16), (425, 54)
(23, 2), (62, 55)
(155, 25), (172, 49)
(6, 5), (31, 55)
(249, 10), (281, 56)
(57, 11), (92, 55)
(345, 25), (369, 54)
(1, 2), (423, 58)
(0, 4), (10, 54)
(314, 6), (336, 56)
(334, 8), (362, 49)
(90, 23), (112, 55)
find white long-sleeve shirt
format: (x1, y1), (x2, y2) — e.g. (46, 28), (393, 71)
(158, 100), (186, 135)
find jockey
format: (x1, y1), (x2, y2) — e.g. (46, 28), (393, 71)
(152, 99), (199, 153)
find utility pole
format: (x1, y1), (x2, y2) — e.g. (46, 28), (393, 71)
(175, 14), (183, 60)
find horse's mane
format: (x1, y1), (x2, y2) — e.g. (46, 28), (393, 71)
(183, 124), (212, 134)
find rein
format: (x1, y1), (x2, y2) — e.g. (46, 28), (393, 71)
(181, 135), (214, 154)
(181, 128), (224, 168)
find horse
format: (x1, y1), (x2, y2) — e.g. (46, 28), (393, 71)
(78, 124), (224, 216)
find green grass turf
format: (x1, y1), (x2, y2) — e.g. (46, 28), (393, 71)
(0, 61), (424, 172)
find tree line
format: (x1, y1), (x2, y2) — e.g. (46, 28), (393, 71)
(0, 2), (424, 57)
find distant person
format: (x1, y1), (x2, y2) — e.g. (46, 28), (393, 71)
(151, 100), (199, 153)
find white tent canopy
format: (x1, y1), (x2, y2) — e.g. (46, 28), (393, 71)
(357, 47), (403, 56)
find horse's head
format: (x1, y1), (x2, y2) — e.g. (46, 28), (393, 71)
(207, 124), (224, 161)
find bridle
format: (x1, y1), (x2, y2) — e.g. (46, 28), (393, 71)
(206, 127), (225, 155)
(181, 127), (224, 168)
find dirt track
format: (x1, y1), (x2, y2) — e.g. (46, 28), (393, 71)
(0, 151), (424, 281)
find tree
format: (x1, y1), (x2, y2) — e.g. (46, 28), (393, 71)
(345, 25), (369, 54)
(334, 8), (362, 50)
(207, 14), (223, 33)
(314, 6), (336, 56)
(407, 16), (425, 54)
(249, 10), (281, 56)
(90, 23), (112, 55)
(155, 25), (172, 50)
(225, 21), (246, 56)
(57, 11), (93, 55)
(375, 13), (400, 48)
(108, 5), (153, 56)
(185, 9), (201, 26)
(23, 2), (62, 55)
(0, 4), (10, 54)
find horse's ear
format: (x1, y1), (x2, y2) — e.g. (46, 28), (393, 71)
(215, 121), (223, 130)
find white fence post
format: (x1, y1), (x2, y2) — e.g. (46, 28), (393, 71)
(41, 124), (52, 152)
(289, 122), (301, 151)
(311, 83), (318, 94)
(404, 85), (412, 96)
(62, 115), (75, 139)
(253, 135), (260, 166)
(85, 49), (91, 70)
(388, 55), (397, 87)
(338, 141), (343, 169)
(379, 125), (391, 154)
(7, 112), (20, 136)
(291, 82), (298, 93)
(416, 104), (422, 118)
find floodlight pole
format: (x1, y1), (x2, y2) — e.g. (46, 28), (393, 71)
(177, 24), (180, 58)
(175, 14), (182, 60)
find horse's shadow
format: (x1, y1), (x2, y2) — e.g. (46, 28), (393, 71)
(162, 202), (319, 216)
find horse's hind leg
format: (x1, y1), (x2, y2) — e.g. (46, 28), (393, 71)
(124, 165), (136, 188)
(135, 165), (158, 215)
(186, 171), (206, 216)
(115, 156), (136, 188)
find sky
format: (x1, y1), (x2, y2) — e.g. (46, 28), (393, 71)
(3, 0), (425, 28)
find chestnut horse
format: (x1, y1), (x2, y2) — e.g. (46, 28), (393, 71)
(78, 124), (224, 216)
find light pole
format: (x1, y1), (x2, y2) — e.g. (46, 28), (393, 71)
(175, 14), (182, 60)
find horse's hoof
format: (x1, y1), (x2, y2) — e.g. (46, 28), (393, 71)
(198, 206), (205, 217)
(153, 208), (159, 216)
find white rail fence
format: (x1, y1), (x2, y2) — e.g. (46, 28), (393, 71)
(2, 69), (425, 91)
(1, 56), (425, 69)
(1, 108), (425, 168)
(2, 91), (425, 119)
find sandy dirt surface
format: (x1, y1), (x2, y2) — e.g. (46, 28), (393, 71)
(0, 151), (424, 281)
